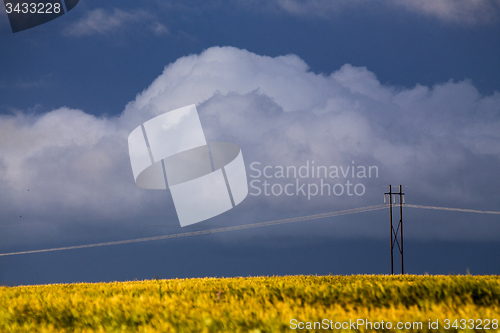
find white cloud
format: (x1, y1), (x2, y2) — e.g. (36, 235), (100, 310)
(391, 0), (500, 24)
(265, 0), (357, 16)
(107, 46), (500, 240)
(15, 74), (52, 89)
(64, 8), (168, 37)
(1, 46), (500, 247)
(0, 108), (136, 214)
(248, 0), (500, 24)
(151, 22), (169, 36)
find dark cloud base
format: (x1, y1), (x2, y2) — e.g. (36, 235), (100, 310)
(1, 237), (498, 286)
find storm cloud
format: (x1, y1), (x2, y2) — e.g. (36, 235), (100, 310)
(1, 46), (499, 249)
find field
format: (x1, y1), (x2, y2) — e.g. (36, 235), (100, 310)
(0, 275), (499, 332)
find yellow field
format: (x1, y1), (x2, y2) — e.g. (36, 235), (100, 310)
(0, 275), (499, 332)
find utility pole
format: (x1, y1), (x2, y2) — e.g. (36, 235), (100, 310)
(384, 185), (405, 274)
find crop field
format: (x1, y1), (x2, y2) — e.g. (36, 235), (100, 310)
(0, 275), (499, 332)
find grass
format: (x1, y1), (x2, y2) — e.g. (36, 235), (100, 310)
(0, 275), (499, 332)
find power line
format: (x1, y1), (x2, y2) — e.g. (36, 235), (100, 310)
(0, 204), (387, 257)
(1, 203), (498, 258)
(386, 201), (500, 275)
(405, 204), (500, 215)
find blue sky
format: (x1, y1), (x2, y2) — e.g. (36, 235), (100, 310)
(0, 0), (499, 285)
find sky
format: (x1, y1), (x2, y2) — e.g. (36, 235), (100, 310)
(0, 0), (500, 285)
